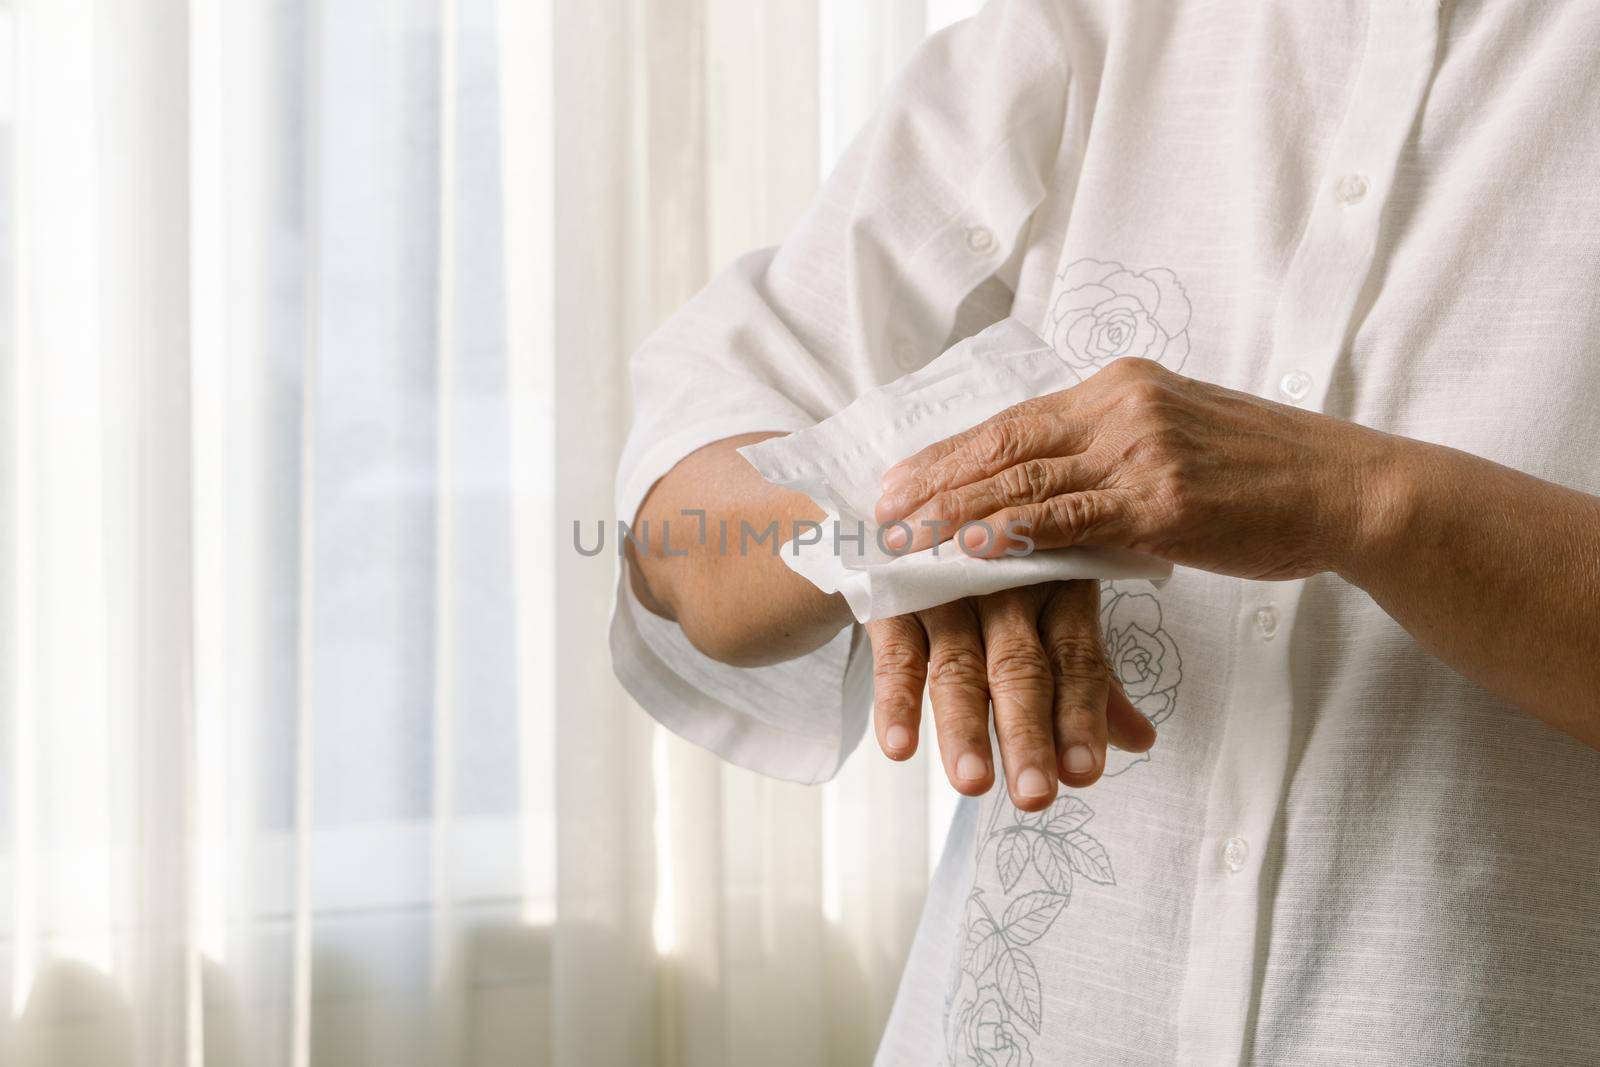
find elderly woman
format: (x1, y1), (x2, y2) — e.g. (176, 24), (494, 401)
(610, 1), (1600, 1063)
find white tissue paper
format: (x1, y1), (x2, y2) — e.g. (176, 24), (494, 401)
(739, 318), (1171, 622)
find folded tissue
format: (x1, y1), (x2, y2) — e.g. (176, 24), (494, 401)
(739, 318), (1171, 623)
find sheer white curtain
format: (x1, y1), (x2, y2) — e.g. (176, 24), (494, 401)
(0, 0), (979, 1064)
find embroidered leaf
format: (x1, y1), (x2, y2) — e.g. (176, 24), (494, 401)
(1043, 796), (1093, 834)
(1031, 832), (1075, 895)
(996, 828), (1029, 892)
(960, 921), (998, 966)
(965, 927), (1004, 978)
(1012, 803), (1046, 828)
(996, 945), (1043, 1031)
(965, 915), (997, 951)
(1066, 830), (1116, 885)
(1000, 890), (1068, 947)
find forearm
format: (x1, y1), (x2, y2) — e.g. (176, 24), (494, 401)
(863, 356), (1600, 743)
(630, 432), (854, 667)
(1337, 437), (1600, 746)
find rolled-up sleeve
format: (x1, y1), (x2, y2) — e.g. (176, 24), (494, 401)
(610, 0), (1074, 784)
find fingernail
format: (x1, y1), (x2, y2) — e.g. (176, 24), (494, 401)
(955, 752), (988, 782)
(1016, 767), (1052, 798)
(960, 524), (991, 553)
(1064, 745), (1096, 776)
(885, 724), (912, 752)
(882, 523), (909, 550)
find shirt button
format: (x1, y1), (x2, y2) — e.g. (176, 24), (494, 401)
(964, 225), (997, 255)
(1254, 604), (1279, 640)
(1278, 369), (1313, 403)
(1335, 173), (1369, 206)
(1221, 836), (1249, 873)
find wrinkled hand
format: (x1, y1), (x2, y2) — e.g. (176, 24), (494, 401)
(874, 356), (1398, 582)
(867, 580), (1156, 812)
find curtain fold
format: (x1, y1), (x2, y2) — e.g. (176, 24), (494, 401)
(0, 1), (982, 1063)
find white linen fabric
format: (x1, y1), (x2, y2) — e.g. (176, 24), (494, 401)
(613, 0), (1600, 1064)
(739, 318), (1171, 622)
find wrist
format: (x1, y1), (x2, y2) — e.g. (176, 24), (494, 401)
(1329, 430), (1431, 588)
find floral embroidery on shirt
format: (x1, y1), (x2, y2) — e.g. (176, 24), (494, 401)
(1099, 580), (1184, 777)
(943, 795), (1117, 1067)
(942, 581), (1184, 1063)
(1047, 259), (1191, 376)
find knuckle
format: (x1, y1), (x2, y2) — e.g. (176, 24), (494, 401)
(1102, 355), (1153, 385)
(998, 459), (1054, 505)
(994, 465), (1033, 506)
(1045, 630), (1106, 680)
(975, 422), (1021, 468)
(995, 713), (1054, 752)
(872, 640), (924, 680)
(1122, 377), (1167, 410)
(874, 686), (921, 717)
(928, 646), (988, 691)
(986, 641), (1052, 692)
(1044, 493), (1098, 539)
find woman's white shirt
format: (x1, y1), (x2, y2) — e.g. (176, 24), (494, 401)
(612, 2), (1600, 1063)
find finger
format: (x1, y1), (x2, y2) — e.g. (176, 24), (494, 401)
(1106, 682), (1156, 753)
(876, 395), (1095, 520)
(920, 600), (994, 796)
(958, 489), (1132, 558)
(881, 454), (1108, 553)
(1038, 581), (1110, 788)
(877, 419), (1000, 494)
(974, 588), (1059, 812)
(868, 615), (928, 760)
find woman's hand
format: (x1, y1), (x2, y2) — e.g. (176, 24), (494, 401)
(867, 580), (1156, 812)
(872, 356), (1403, 582)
